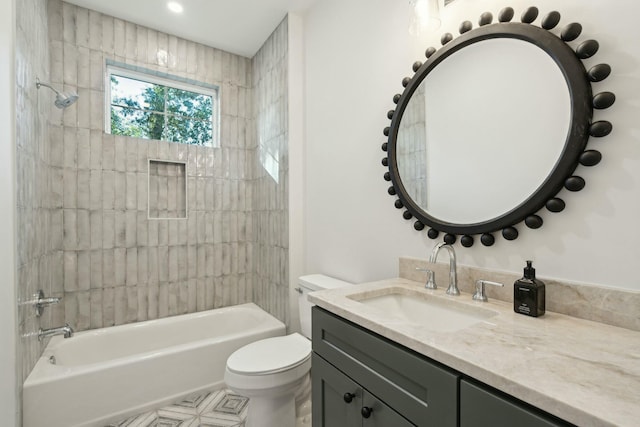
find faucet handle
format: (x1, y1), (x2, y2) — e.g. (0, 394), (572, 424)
(473, 280), (504, 302)
(33, 290), (62, 317)
(416, 268), (437, 290)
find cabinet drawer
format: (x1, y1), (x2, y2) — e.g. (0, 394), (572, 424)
(460, 379), (573, 427)
(312, 307), (458, 427)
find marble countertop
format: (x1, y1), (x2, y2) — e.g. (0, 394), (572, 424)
(308, 278), (640, 427)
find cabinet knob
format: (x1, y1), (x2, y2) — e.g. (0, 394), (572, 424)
(361, 406), (373, 418)
(343, 392), (355, 403)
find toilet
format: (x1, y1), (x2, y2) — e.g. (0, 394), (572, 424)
(224, 274), (352, 427)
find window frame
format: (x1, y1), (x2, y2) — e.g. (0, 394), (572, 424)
(105, 64), (220, 147)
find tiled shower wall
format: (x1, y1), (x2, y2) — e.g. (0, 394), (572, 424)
(252, 18), (290, 327)
(16, 0), (292, 393)
(148, 160), (187, 219)
(47, 0), (256, 331)
(16, 0), (53, 386)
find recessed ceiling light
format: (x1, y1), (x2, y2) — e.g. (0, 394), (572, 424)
(167, 2), (183, 13)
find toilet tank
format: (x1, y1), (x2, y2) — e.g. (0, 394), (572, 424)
(298, 274), (352, 339)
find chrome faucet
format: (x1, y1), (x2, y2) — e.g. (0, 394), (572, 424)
(415, 267), (437, 289)
(430, 242), (459, 296)
(38, 323), (74, 341)
(26, 290), (61, 317)
(472, 280), (504, 302)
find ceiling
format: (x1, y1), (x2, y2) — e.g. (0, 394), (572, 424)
(64, 0), (318, 58)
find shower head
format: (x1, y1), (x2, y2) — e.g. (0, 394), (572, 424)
(36, 78), (79, 109)
(54, 92), (79, 109)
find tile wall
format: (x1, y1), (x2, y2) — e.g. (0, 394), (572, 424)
(252, 18), (290, 326)
(16, 0), (291, 392)
(16, 0), (53, 388)
(148, 160), (187, 219)
(46, 0), (256, 333)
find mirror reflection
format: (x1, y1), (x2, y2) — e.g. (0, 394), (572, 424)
(396, 38), (571, 224)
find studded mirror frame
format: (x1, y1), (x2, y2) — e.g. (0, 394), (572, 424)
(382, 6), (614, 247)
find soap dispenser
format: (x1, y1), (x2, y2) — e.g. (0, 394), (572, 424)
(513, 260), (545, 317)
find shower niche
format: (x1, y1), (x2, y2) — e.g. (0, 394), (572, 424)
(148, 159), (187, 219)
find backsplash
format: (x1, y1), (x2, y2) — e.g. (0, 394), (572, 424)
(400, 257), (640, 331)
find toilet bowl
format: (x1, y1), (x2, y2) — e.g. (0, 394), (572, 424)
(224, 274), (352, 427)
(225, 333), (311, 427)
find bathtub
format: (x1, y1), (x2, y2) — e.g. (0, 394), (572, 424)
(23, 303), (286, 427)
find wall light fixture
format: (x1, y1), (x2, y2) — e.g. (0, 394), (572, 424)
(167, 1), (184, 14)
(409, 0), (443, 35)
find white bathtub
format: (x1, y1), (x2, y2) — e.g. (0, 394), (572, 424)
(23, 303), (286, 427)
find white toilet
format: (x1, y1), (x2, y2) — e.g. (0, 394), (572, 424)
(224, 274), (352, 427)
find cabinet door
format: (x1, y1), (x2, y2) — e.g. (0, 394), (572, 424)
(313, 307), (458, 426)
(460, 380), (571, 427)
(312, 353), (362, 427)
(362, 391), (415, 427)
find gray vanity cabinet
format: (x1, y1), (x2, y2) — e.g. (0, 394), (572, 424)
(312, 307), (459, 427)
(312, 353), (363, 426)
(460, 379), (568, 427)
(312, 353), (414, 427)
(312, 307), (573, 427)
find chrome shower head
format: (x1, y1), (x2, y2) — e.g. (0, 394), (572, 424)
(54, 92), (79, 109)
(36, 78), (79, 109)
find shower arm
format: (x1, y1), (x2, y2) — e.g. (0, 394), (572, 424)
(35, 78), (61, 96)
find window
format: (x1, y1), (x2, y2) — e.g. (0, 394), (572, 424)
(106, 64), (218, 146)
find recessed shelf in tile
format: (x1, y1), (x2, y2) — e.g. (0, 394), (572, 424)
(148, 159), (187, 219)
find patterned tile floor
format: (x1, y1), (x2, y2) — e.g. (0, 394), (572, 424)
(107, 388), (249, 427)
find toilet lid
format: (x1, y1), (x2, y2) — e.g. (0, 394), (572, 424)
(227, 333), (311, 376)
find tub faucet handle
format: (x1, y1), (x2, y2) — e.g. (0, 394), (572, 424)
(33, 290), (62, 317)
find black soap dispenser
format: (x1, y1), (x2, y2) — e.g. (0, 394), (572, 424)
(513, 260), (545, 317)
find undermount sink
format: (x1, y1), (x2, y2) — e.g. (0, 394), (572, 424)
(348, 288), (498, 333)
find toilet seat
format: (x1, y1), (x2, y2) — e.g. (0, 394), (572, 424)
(224, 275), (352, 427)
(227, 333), (311, 376)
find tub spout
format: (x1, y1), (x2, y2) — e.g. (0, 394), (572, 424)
(38, 323), (74, 341)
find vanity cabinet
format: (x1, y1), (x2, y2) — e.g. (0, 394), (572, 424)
(312, 354), (414, 426)
(312, 307), (572, 427)
(312, 307), (459, 426)
(460, 379), (569, 427)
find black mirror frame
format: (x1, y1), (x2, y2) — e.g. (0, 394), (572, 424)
(382, 6), (614, 247)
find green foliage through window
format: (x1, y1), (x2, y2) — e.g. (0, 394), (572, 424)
(109, 70), (215, 146)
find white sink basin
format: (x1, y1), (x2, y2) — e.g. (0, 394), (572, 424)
(348, 289), (498, 332)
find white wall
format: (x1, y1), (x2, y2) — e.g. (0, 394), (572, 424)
(288, 13), (305, 332)
(0, 0), (18, 424)
(303, 0), (640, 291)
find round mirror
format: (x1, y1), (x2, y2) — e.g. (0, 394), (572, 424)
(396, 38), (571, 224)
(383, 8), (614, 246)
